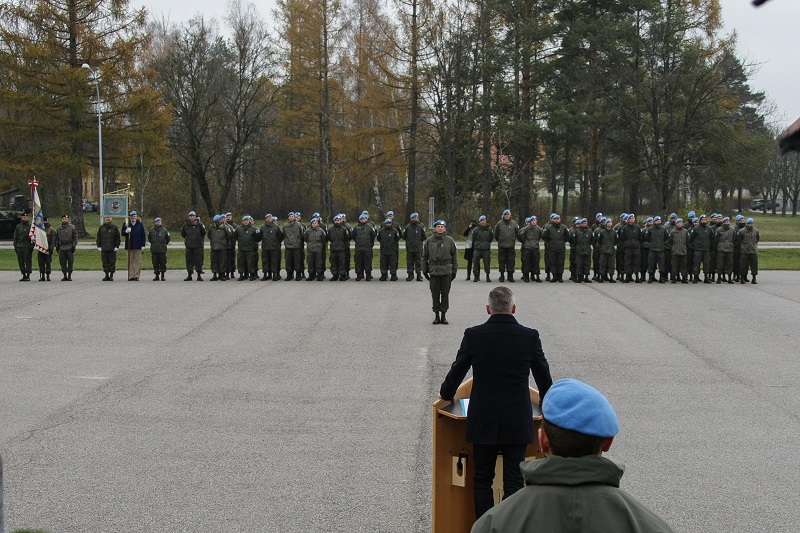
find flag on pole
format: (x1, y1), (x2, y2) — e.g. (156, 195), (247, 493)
(29, 182), (50, 254)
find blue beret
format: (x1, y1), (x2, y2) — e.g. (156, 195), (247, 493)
(384, 218), (392, 224)
(644, 217), (653, 224)
(746, 217), (754, 224)
(503, 209), (511, 216)
(654, 216), (661, 221)
(580, 218), (587, 224)
(312, 212), (319, 217)
(599, 217), (607, 224)
(226, 212), (232, 217)
(676, 218), (683, 223)
(551, 213), (559, 219)
(736, 215), (744, 221)
(411, 212), (419, 218)
(294, 212), (301, 216)
(524, 217), (532, 224)
(188, 211), (196, 216)
(362, 210), (369, 215)
(531, 215), (537, 220)
(669, 213), (677, 218)
(387, 210), (394, 216)
(265, 213), (273, 218)
(596, 212), (603, 219)
(699, 214), (707, 219)
(213, 215), (221, 222)
(542, 379), (619, 438)
(692, 217), (699, 223)
(154, 217), (161, 222)
(573, 216), (580, 222)
(129, 210), (138, 216)
(288, 212), (294, 217)
(359, 213), (367, 220)
(479, 215), (486, 222)
(722, 217), (730, 223)
(688, 210), (696, 218)
(434, 219), (446, 227)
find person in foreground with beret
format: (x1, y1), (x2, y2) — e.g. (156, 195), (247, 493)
(471, 378), (674, 533)
(440, 286), (552, 519)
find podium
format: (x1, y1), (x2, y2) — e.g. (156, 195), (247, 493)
(432, 378), (544, 533)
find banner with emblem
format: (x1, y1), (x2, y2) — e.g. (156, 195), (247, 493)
(103, 194), (128, 218)
(28, 181), (50, 254)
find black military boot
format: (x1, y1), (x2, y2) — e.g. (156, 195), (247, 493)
(67, 272), (72, 281)
(635, 273), (642, 283)
(727, 274), (734, 284)
(390, 273), (398, 281)
(550, 273), (558, 283)
(522, 274), (529, 283)
(466, 272), (471, 281)
(39, 272), (45, 281)
(473, 275), (479, 282)
(355, 272), (363, 281)
(432, 312), (441, 325)
(751, 275), (757, 284)
(658, 274), (666, 284)
(647, 272), (654, 284)
(330, 275), (339, 281)
(46, 273), (51, 281)
(296, 271), (303, 281)
(557, 273), (564, 283)
(366, 273), (373, 281)
(379, 274), (387, 281)
(486, 274), (491, 282)
(161, 272), (165, 281)
(584, 274), (592, 283)
(185, 272), (193, 281)
(573, 274), (581, 283)
(155, 273), (162, 281)
(417, 273), (423, 282)
(340, 275), (347, 281)
(306, 273), (316, 281)
(692, 274), (698, 284)
(622, 274), (630, 284)
(716, 275), (722, 284)
(440, 312), (449, 325)
(545, 273), (551, 282)
(196, 273), (203, 281)
(406, 273), (414, 281)
(703, 274), (711, 284)
(535, 274), (542, 283)
(499, 273), (505, 282)
(102, 272), (110, 281)
(507, 272), (515, 283)
(597, 274), (604, 283)
(273, 273), (281, 280)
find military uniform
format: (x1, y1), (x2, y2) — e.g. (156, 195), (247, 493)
(494, 215), (519, 282)
(13, 217), (34, 281)
(282, 217), (305, 281)
(148, 222), (171, 280)
(569, 223), (593, 282)
(618, 219), (642, 283)
(326, 220), (350, 281)
(96, 220), (121, 280)
(644, 222), (667, 283)
(208, 219), (232, 280)
(351, 219), (376, 281)
(377, 222), (401, 281)
(303, 223), (327, 280)
(422, 225), (458, 324)
(402, 218), (427, 281)
(260, 218), (284, 280)
(689, 219), (713, 283)
(37, 222), (56, 280)
(595, 224), (617, 282)
(234, 219), (260, 280)
(55, 219), (78, 280)
(518, 222), (542, 282)
(181, 215), (206, 280)
(542, 219), (569, 282)
(735, 222), (760, 283)
(715, 222), (735, 283)
(668, 224), (689, 283)
(471, 222), (493, 281)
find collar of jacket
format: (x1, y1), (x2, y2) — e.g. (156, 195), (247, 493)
(521, 455), (624, 487)
(486, 313), (518, 325)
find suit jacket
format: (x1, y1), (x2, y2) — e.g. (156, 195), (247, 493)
(440, 313), (552, 445)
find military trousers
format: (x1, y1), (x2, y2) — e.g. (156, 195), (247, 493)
(546, 248), (566, 275)
(429, 275), (452, 313)
(717, 251), (733, 275)
(521, 248), (540, 275)
(261, 249), (281, 275)
(227, 247), (236, 274)
(37, 251), (52, 274)
(592, 247), (601, 274)
(623, 247), (640, 275)
(599, 252), (615, 276)
(380, 253), (398, 275)
(59, 248), (75, 273)
(307, 250), (324, 276)
(498, 247), (516, 273)
(16, 247), (33, 274)
(693, 250), (711, 276)
(671, 254), (688, 279)
(648, 250), (666, 275)
(740, 253), (758, 277)
(101, 250), (117, 273)
(344, 246), (352, 274)
(354, 250), (372, 275)
(285, 248), (302, 276)
(472, 249), (491, 276)
(211, 249), (227, 274)
(237, 249), (257, 276)
(575, 254), (590, 276)
(152, 252), (167, 274)
(329, 250), (346, 278)
(185, 247), (204, 273)
(406, 250), (422, 274)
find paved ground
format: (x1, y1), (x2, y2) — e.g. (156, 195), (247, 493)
(1, 270), (799, 532)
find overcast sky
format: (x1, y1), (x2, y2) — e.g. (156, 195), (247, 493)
(138, 0), (800, 132)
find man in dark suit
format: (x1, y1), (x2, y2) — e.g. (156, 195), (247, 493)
(439, 286), (553, 520)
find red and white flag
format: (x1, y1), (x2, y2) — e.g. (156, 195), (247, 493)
(29, 182), (50, 254)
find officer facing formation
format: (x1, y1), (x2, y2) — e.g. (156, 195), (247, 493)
(422, 220), (458, 324)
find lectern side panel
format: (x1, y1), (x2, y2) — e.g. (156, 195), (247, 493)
(433, 412), (475, 533)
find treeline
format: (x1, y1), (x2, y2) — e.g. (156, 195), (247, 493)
(0, 0), (794, 236)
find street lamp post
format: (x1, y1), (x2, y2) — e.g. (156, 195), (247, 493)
(81, 63), (103, 223)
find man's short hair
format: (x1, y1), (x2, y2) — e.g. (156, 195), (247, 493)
(541, 419), (607, 458)
(488, 286), (514, 313)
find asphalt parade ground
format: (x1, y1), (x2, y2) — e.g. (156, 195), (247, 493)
(2, 270), (799, 532)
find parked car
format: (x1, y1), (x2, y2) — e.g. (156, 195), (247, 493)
(750, 199), (780, 210)
(83, 199), (98, 212)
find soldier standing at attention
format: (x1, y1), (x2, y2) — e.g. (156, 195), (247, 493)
(377, 218), (401, 281)
(234, 215), (260, 281)
(122, 210), (146, 281)
(595, 218), (617, 283)
(463, 219), (478, 280)
(732, 214), (746, 282)
(260, 214), (284, 281)
(327, 214), (350, 281)
(644, 216), (667, 283)
(340, 213), (353, 280)
(96, 215), (121, 281)
(55, 214), (78, 281)
(303, 217), (327, 281)
(570, 218), (593, 283)
(735, 217), (760, 284)
(282, 212), (304, 281)
(422, 220), (458, 325)
(208, 215), (231, 281)
(715, 217), (735, 284)
(471, 215), (493, 282)
(403, 212), (427, 281)
(225, 212), (237, 280)
(542, 213), (569, 283)
(668, 218), (689, 284)
(689, 214), (713, 284)
(181, 211), (206, 281)
(618, 214), (642, 283)
(518, 216), (543, 283)
(148, 217), (170, 281)
(13, 212), (34, 281)
(37, 216), (56, 281)
(351, 213), (376, 281)
(495, 209), (519, 282)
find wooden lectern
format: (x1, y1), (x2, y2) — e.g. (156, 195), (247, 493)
(432, 377), (544, 533)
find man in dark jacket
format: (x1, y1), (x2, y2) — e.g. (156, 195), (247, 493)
(689, 214), (713, 283)
(668, 218), (689, 283)
(148, 217), (170, 281)
(377, 218), (401, 281)
(644, 216), (668, 283)
(36, 216), (56, 281)
(472, 379), (674, 533)
(55, 214), (78, 281)
(327, 215), (350, 281)
(122, 211), (147, 281)
(440, 286), (552, 520)
(282, 212), (304, 281)
(494, 209), (519, 282)
(234, 215), (260, 280)
(403, 212), (427, 281)
(208, 215), (232, 281)
(181, 211), (206, 281)
(715, 217), (735, 284)
(542, 214), (569, 282)
(518, 216), (542, 283)
(96, 215), (121, 281)
(569, 218), (592, 283)
(351, 213), (376, 281)
(618, 214), (642, 283)
(13, 212), (34, 281)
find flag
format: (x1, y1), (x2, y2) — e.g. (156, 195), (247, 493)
(29, 184), (50, 254)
